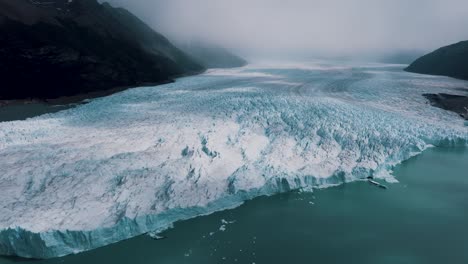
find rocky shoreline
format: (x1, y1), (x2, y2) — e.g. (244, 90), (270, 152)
(0, 76), (198, 121)
(423, 93), (468, 120)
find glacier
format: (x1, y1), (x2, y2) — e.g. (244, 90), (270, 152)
(0, 61), (467, 259)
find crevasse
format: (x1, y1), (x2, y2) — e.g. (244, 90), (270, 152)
(0, 62), (467, 258)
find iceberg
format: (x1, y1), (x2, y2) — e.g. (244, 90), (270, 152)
(0, 62), (467, 258)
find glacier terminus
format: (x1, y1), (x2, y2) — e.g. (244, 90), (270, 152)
(0, 61), (467, 259)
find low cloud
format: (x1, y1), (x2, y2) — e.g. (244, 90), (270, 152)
(106, 0), (468, 58)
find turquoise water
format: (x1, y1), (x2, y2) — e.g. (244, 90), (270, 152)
(1, 147), (467, 263)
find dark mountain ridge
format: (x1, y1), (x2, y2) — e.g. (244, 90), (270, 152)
(0, 0), (204, 100)
(405, 41), (468, 81)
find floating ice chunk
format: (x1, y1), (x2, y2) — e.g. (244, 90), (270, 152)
(221, 219), (236, 224)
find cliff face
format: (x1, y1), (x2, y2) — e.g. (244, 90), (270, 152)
(0, 0), (204, 100)
(405, 41), (468, 81)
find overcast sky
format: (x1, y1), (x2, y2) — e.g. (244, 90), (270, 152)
(106, 0), (468, 57)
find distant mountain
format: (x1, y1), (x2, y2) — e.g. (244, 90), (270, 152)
(180, 41), (247, 69)
(377, 50), (425, 64)
(405, 41), (468, 80)
(0, 0), (204, 100)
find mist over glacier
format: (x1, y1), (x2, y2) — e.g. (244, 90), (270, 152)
(105, 0), (468, 58)
(1, 61), (467, 258)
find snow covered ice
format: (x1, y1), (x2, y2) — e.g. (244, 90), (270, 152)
(0, 61), (467, 258)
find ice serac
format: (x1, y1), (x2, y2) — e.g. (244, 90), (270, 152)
(1, 62), (467, 259)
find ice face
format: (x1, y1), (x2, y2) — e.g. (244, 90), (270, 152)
(0, 61), (467, 258)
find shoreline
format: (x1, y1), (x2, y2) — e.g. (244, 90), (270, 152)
(423, 93), (468, 120)
(0, 80), (175, 108)
(0, 67), (208, 108)
(0, 82), (173, 122)
(0, 70), (206, 122)
(0, 83), (166, 122)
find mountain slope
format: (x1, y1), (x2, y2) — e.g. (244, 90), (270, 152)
(180, 41), (247, 69)
(405, 41), (468, 80)
(0, 0), (204, 100)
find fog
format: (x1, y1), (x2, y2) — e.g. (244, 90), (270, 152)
(106, 0), (468, 58)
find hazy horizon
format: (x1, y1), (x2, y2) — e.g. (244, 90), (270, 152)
(104, 0), (468, 59)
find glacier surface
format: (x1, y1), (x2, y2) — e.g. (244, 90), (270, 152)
(0, 61), (467, 258)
